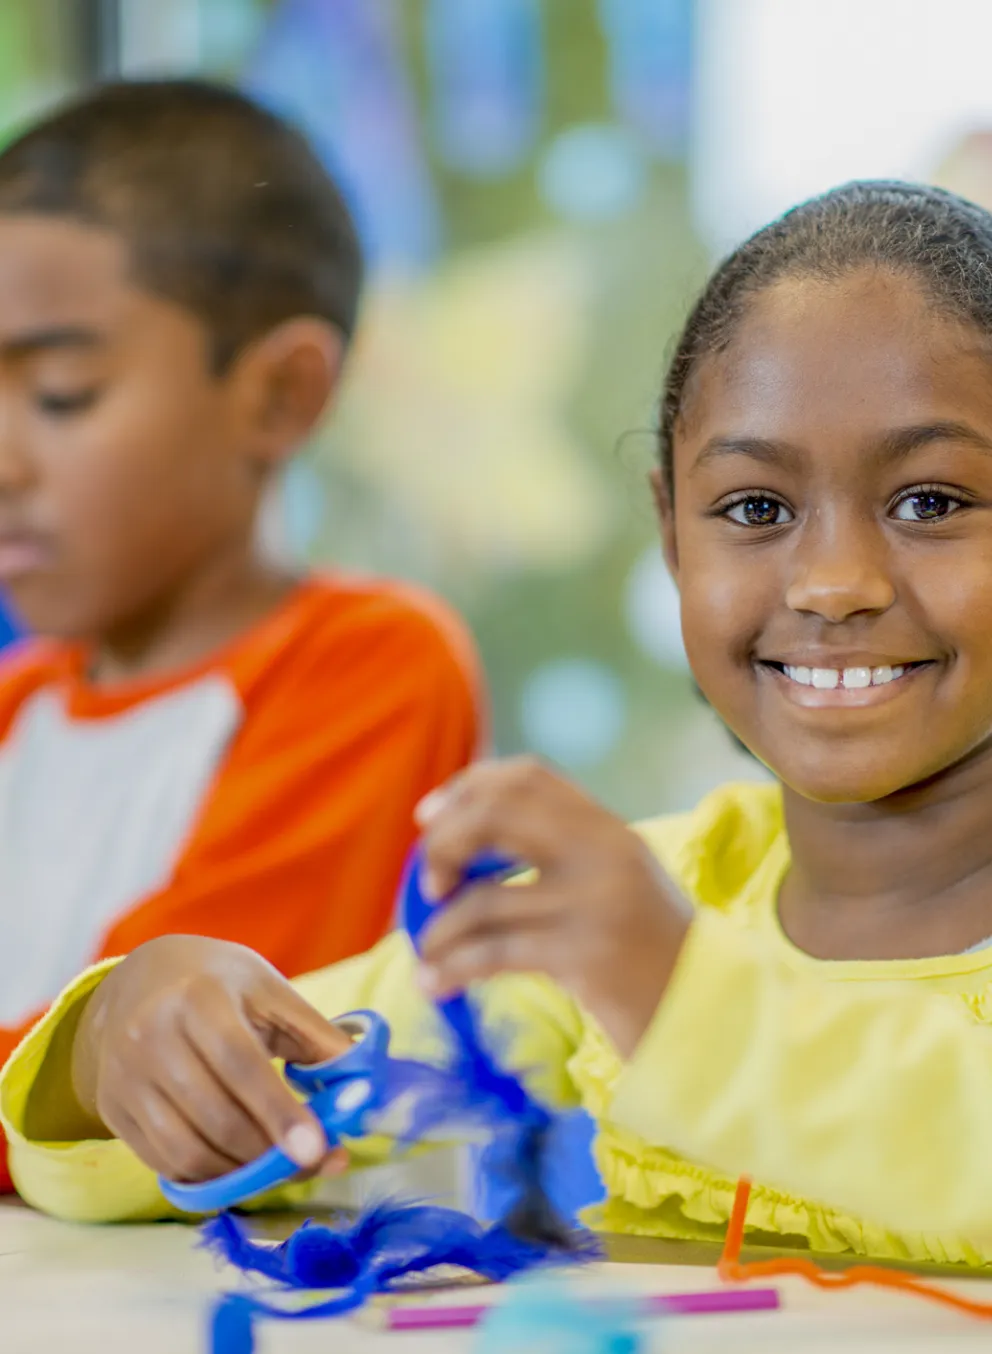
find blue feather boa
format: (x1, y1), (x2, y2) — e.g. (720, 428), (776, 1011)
(201, 848), (605, 1354)
(203, 1197), (602, 1353)
(200, 999), (604, 1353)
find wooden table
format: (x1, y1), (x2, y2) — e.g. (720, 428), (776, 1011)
(3, 1197), (992, 1354)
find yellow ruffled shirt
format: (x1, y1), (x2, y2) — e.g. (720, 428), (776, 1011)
(6, 781), (992, 1264)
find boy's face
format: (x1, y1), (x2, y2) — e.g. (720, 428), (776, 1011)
(664, 268), (992, 803)
(0, 215), (260, 641)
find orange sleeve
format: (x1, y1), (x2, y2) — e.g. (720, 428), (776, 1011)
(0, 586), (483, 1192)
(97, 586), (484, 978)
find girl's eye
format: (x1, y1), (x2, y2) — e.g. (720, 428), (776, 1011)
(35, 389), (99, 417)
(722, 495), (794, 528)
(891, 489), (962, 523)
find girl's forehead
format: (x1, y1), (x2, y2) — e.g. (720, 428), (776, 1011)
(678, 270), (992, 447)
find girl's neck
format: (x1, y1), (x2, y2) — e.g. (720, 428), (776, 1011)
(779, 741), (992, 961)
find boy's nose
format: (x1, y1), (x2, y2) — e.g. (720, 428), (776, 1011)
(0, 423), (34, 495)
(785, 522), (895, 623)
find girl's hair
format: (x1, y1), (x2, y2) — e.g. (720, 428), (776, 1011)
(658, 180), (992, 496)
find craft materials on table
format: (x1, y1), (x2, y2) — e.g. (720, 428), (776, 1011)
(719, 1177), (992, 1322)
(165, 850), (610, 1354)
(384, 1283), (781, 1331)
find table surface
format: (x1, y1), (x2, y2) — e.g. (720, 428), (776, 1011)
(3, 1198), (992, 1354)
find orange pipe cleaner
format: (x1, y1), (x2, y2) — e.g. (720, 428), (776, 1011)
(718, 1177), (992, 1320)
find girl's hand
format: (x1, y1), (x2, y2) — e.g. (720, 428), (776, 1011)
(416, 757), (691, 1058)
(69, 936), (352, 1183)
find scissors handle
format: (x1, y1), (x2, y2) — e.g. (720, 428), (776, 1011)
(159, 1010), (389, 1213)
(159, 849), (516, 1215)
(159, 1142), (303, 1214)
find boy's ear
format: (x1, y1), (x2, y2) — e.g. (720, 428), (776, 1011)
(232, 318), (346, 466)
(649, 467), (679, 579)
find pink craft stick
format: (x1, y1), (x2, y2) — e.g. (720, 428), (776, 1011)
(386, 1285), (781, 1331)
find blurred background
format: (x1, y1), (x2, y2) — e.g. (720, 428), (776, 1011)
(2, 0), (992, 818)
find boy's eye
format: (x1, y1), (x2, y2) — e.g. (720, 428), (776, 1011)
(722, 495), (794, 528)
(35, 389), (99, 416)
(891, 488), (962, 523)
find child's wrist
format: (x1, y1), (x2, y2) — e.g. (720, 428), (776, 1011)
(68, 982), (113, 1136)
(597, 903), (692, 1059)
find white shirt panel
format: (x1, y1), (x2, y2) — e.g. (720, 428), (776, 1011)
(0, 676), (241, 1025)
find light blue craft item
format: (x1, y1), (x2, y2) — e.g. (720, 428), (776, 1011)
(475, 1275), (646, 1354)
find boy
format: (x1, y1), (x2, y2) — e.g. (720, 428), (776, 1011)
(0, 80), (483, 1188)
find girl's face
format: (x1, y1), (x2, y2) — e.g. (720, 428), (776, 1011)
(663, 267), (992, 803)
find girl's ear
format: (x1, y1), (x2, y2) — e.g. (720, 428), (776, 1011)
(649, 467), (679, 579)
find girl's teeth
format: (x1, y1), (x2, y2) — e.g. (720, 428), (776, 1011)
(781, 664), (909, 688)
(871, 666), (904, 687)
(843, 667), (871, 689)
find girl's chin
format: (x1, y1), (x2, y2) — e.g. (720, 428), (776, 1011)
(776, 765), (945, 807)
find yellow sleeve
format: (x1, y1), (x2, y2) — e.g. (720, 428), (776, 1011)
(611, 908), (992, 1237)
(0, 933), (583, 1223)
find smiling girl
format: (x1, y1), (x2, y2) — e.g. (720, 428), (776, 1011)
(8, 180), (992, 1265)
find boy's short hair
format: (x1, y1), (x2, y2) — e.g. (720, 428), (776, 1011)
(0, 78), (364, 369)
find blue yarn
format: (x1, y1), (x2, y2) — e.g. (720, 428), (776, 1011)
(200, 1014), (604, 1354)
(285, 1221), (357, 1286)
(200, 1214), (290, 1283)
(201, 1202), (592, 1296)
(210, 1295), (256, 1354)
(399, 993), (594, 1250)
(207, 1277), (375, 1354)
(475, 1106), (604, 1226)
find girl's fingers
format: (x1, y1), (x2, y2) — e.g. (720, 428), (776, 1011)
(319, 1147), (349, 1178)
(121, 1085), (242, 1183)
(421, 925), (556, 996)
(420, 759), (580, 898)
(150, 1035), (272, 1166)
(414, 761), (494, 828)
(292, 1144), (350, 1183)
(251, 976), (356, 1069)
(418, 879), (559, 966)
(100, 1099), (178, 1180)
(414, 784), (451, 827)
(182, 990), (328, 1169)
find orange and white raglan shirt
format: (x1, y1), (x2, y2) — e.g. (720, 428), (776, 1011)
(0, 575), (483, 1190)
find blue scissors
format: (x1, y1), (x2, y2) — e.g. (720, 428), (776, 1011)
(159, 850), (515, 1214)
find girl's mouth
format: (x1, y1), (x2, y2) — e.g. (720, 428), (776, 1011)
(763, 661), (930, 690)
(757, 660), (935, 703)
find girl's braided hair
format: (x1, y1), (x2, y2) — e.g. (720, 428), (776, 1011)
(658, 181), (992, 496)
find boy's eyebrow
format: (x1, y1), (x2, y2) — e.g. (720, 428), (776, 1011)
(0, 326), (103, 359)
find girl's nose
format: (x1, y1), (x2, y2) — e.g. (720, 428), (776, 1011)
(785, 520), (895, 623)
